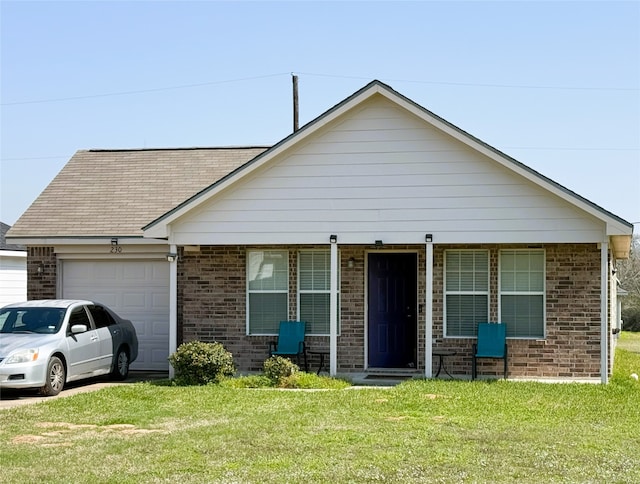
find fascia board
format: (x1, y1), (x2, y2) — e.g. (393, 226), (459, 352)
(7, 237), (167, 246)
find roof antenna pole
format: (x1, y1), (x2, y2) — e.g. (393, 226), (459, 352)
(292, 73), (299, 132)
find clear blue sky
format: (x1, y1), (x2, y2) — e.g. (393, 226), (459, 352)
(1, 1), (639, 228)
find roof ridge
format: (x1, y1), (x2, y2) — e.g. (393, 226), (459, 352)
(86, 146), (271, 153)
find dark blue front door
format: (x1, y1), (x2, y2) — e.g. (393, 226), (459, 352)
(368, 253), (417, 368)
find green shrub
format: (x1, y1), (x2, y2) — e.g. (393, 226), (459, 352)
(280, 372), (352, 389)
(622, 306), (640, 332)
(168, 341), (235, 386)
(263, 356), (299, 385)
(219, 371), (350, 389)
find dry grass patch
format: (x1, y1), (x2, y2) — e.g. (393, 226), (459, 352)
(10, 421), (165, 448)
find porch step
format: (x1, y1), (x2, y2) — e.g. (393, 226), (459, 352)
(366, 368), (421, 377)
(355, 368), (421, 386)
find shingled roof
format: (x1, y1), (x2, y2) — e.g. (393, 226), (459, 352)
(8, 147), (268, 238)
(1, 222), (25, 250)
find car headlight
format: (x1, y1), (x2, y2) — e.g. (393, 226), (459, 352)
(5, 348), (39, 364)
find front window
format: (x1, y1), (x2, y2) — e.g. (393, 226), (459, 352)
(500, 249), (545, 338)
(247, 250), (288, 334)
(444, 250), (489, 337)
(298, 250), (339, 335)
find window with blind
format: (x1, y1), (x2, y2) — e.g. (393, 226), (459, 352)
(444, 250), (489, 337)
(298, 250), (339, 335)
(500, 249), (545, 338)
(247, 250), (288, 334)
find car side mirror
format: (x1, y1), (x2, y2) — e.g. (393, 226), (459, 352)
(71, 324), (88, 334)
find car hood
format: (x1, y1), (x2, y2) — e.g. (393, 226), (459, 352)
(0, 333), (59, 358)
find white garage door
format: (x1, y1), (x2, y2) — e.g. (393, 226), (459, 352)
(62, 260), (170, 371)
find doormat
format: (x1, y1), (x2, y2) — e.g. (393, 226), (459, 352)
(364, 375), (412, 380)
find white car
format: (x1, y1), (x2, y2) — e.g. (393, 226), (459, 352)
(0, 300), (138, 396)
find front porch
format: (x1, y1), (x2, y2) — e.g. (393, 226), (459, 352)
(174, 242), (606, 381)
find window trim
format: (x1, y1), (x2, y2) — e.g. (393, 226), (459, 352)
(246, 249), (289, 336)
(498, 248), (546, 339)
(443, 249), (490, 338)
(297, 249), (340, 336)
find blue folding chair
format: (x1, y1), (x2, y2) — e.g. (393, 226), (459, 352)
(472, 323), (507, 380)
(268, 321), (308, 371)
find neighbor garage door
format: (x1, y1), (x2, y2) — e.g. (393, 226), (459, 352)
(62, 260), (170, 371)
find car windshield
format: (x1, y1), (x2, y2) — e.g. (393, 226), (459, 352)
(0, 308), (66, 334)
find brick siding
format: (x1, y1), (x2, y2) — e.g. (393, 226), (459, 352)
(178, 243), (604, 378)
(26, 247), (57, 300)
(432, 244), (603, 379)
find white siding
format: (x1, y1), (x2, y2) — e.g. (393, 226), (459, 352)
(172, 96), (605, 245)
(0, 252), (27, 306)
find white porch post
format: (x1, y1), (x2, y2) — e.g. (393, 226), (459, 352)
(600, 241), (609, 384)
(329, 235), (338, 376)
(424, 234), (434, 378)
(168, 243), (178, 379)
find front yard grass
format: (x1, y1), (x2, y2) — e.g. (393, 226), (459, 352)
(2, 338), (640, 483)
(617, 330), (640, 353)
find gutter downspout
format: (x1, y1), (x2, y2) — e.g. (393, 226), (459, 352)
(600, 241), (609, 384)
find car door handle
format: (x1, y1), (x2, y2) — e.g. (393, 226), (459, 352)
(91, 335), (98, 342)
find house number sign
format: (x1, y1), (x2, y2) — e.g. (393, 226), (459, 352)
(110, 239), (123, 254)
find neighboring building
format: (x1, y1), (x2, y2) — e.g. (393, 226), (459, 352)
(7, 81), (633, 381)
(0, 222), (27, 307)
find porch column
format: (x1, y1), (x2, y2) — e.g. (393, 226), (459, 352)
(329, 235), (338, 376)
(600, 241), (609, 384)
(168, 243), (178, 379)
(424, 234), (434, 378)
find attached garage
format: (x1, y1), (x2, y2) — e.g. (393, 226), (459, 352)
(61, 259), (170, 371)
(4, 147), (266, 376)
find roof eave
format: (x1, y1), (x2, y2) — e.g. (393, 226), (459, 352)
(610, 234), (633, 260)
(7, 236), (167, 246)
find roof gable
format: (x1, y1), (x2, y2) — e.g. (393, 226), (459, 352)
(162, 94), (619, 249)
(144, 81), (633, 243)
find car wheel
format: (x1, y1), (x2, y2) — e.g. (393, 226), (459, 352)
(111, 348), (129, 380)
(40, 356), (65, 396)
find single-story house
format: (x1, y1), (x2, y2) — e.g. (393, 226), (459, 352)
(0, 222), (27, 307)
(7, 80), (633, 382)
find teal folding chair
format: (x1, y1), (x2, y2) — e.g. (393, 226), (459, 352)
(472, 323), (507, 380)
(268, 321), (308, 371)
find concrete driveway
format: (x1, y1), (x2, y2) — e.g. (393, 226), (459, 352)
(0, 371), (168, 410)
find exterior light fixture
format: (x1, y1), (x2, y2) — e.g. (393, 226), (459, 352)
(375, 240), (383, 247)
(425, 234), (433, 243)
(111, 238), (118, 246)
(329, 235), (337, 244)
(166, 253), (178, 262)
(348, 257), (355, 268)
(37, 263), (44, 274)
